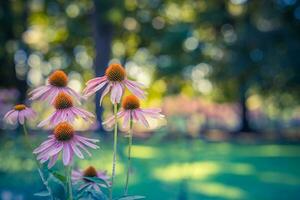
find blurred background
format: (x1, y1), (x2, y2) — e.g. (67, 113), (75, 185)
(1, 0), (300, 199)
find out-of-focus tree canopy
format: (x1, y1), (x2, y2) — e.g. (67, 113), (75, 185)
(1, 0), (299, 131)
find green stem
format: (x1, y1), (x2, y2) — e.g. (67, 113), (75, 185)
(110, 103), (118, 200)
(124, 119), (133, 195)
(22, 122), (54, 200)
(65, 165), (73, 200)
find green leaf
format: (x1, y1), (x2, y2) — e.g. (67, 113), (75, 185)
(47, 173), (66, 199)
(83, 177), (110, 187)
(51, 171), (66, 183)
(34, 191), (50, 197)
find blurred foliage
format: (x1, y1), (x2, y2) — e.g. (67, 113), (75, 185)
(0, 0), (300, 132)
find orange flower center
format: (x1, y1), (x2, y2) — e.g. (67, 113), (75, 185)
(48, 70), (68, 87)
(54, 92), (73, 109)
(105, 63), (126, 82)
(83, 166), (98, 177)
(14, 104), (26, 111)
(122, 95), (140, 110)
(54, 122), (74, 141)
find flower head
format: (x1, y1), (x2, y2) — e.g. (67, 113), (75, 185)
(83, 63), (146, 104)
(103, 95), (164, 129)
(38, 92), (94, 127)
(4, 104), (36, 125)
(33, 122), (99, 168)
(29, 70), (81, 103)
(72, 166), (110, 191)
(49, 70), (68, 87)
(105, 63), (126, 82)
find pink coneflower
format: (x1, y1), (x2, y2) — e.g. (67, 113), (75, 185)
(4, 104), (36, 125)
(72, 166), (110, 191)
(38, 92), (94, 127)
(83, 63), (145, 104)
(34, 122), (99, 168)
(103, 95), (164, 128)
(29, 70), (81, 103)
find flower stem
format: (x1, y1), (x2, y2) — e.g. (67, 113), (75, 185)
(110, 103), (118, 200)
(65, 165), (73, 200)
(124, 119), (133, 195)
(22, 122), (54, 200)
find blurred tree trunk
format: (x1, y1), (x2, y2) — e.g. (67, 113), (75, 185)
(239, 84), (252, 133)
(91, 0), (113, 131)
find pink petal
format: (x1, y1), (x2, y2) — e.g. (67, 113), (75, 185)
(18, 111), (25, 124)
(86, 76), (107, 85)
(76, 136), (99, 149)
(4, 110), (14, 119)
(33, 139), (55, 154)
(99, 83), (111, 105)
(63, 143), (71, 165)
(48, 143), (63, 156)
(110, 83), (123, 104)
(70, 140), (84, 159)
(48, 153), (59, 168)
(122, 111), (131, 129)
(75, 140), (92, 157)
(124, 80), (146, 99)
(134, 110), (150, 127)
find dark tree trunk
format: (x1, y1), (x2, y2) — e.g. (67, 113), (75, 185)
(91, 0), (113, 131)
(238, 85), (252, 133)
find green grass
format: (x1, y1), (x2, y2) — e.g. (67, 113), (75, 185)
(0, 133), (300, 200)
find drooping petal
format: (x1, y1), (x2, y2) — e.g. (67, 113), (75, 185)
(70, 140), (84, 159)
(124, 79), (146, 99)
(99, 83), (112, 105)
(4, 110), (14, 119)
(84, 80), (108, 97)
(135, 110), (150, 127)
(140, 108), (165, 118)
(86, 76), (107, 85)
(102, 110), (125, 128)
(110, 83), (124, 104)
(63, 143), (71, 165)
(75, 136), (99, 149)
(38, 111), (56, 127)
(33, 139), (55, 154)
(122, 110), (131, 129)
(48, 153), (59, 168)
(48, 143), (63, 156)
(18, 111), (25, 124)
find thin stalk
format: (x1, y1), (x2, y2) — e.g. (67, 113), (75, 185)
(22, 122), (53, 200)
(124, 119), (133, 195)
(65, 165), (73, 200)
(110, 103), (118, 200)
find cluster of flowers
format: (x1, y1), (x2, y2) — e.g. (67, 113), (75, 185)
(3, 63), (164, 199)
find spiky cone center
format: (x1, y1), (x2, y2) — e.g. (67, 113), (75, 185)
(48, 70), (68, 87)
(83, 166), (98, 182)
(14, 104), (26, 111)
(54, 122), (74, 141)
(122, 95), (140, 110)
(54, 92), (73, 109)
(105, 63), (126, 82)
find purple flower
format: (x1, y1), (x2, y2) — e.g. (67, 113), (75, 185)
(34, 122), (99, 168)
(38, 92), (94, 127)
(72, 166), (110, 191)
(103, 95), (164, 128)
(29, 70), (81, 104)
(4, 104), (36, 125)
(83, 63), (146, 104)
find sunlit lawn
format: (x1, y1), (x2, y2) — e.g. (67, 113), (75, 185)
(1, 131), (300, 200)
